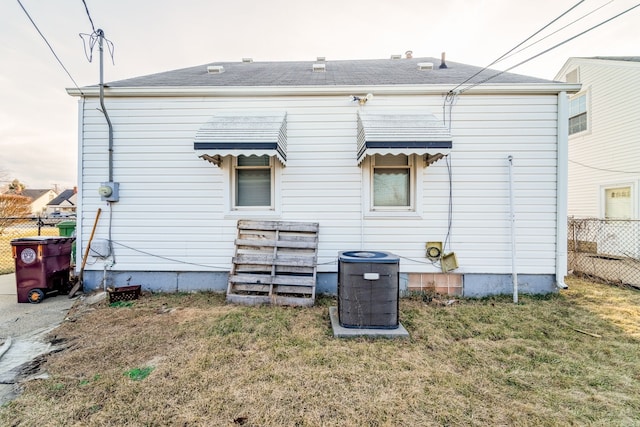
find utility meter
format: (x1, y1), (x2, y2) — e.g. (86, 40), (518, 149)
(99, 182), (119, 202)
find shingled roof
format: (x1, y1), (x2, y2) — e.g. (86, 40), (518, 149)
(103, 57), (554, 88)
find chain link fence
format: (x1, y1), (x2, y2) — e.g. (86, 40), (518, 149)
(0, 216), (69, 274)
(568, 217), (640, 288)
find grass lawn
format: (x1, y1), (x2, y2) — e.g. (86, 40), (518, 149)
(1, 277), (639, 426)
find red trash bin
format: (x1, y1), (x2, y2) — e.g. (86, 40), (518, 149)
(11, 236), (75, 303)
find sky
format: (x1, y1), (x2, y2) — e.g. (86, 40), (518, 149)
(1, 0), (638, 191)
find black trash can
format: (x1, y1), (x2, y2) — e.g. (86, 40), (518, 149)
(338, 251), (400, 329)
(11, 236), (75, 303)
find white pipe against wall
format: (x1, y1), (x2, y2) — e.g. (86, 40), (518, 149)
(508, 155), (518, 303)
(556, 92), (569, 289)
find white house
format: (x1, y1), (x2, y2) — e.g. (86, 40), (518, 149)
(68, 56), (579, 297)
(555, 57), (640, 219)
(20, 189), (57, 216)
(46, 188), (77, 216)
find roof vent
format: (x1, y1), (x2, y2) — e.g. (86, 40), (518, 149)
(207, 65), (225, 74)
(312, 63), (326, 72)
(391, 54), (401, 60)
(417, 62), (434, 70)
(439, 52), (448, 69)
(242, 58), (253, 63)
(316, 56), (326, 62)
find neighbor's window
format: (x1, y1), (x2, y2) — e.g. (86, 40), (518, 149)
(569, 93), (587, 135)
(604, 186), (632, 219)
(371, 154), (413, 210)
(233, 155), (273, 209)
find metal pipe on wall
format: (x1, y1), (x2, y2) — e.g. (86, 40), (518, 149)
(508, 155), (518, 303)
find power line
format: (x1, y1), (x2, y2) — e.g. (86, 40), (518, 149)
(500, 0), (615, 64)
(81, 0), (96, 33)
(569, 159), (640, 174)
(457, 2), (640, 94)
(16, 0), (84, 95)
(449, 0), (586, 95)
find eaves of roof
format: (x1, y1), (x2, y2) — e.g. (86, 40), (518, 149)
(68, 82), (581, 98)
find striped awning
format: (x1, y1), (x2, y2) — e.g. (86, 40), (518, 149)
(194, 113), (287, 166)
(357, 112), (452, 166)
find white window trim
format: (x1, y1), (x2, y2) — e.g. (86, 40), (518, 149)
(222, 155), (282, 218)
(600, 181), (636, 220)
(568, 88), (591, 137)
(362, 154), (423, 218)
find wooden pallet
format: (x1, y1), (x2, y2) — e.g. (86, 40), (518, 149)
(226, 220), (319, 306)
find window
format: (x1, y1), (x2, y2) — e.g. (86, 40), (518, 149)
(604, 186), (632, 219)
(371, 154), (414, 210)
(233, 155), (273, 209)
(569, 93), (587, 135)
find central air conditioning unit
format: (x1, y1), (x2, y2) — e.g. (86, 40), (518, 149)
(338, 251), (400, 329)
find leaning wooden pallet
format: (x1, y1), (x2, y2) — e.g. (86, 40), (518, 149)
(226, 220), (319, 306)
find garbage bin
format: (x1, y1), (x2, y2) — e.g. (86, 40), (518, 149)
(56, 221), (76, 237)
(56, 221), (76, 264)
(11, 236), (75, 303)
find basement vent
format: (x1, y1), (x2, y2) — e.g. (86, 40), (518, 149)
(312, 63), (326, 72)
(417, 62), (434, 70)
(207, 65), (225, 74)
(242, 58), (253, 63)
(316, 56), (326, 62)
(391, 54), (402, 60)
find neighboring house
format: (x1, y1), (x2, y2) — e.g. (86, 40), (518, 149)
(68, 56), (579, 297)
(555, 57), (640, 219)
(18, 189), (57, 216)
(46, 188), (77, 216)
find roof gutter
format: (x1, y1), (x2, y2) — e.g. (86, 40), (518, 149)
(67, 83), (582, 98)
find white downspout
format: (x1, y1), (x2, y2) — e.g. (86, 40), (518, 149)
(556, 92), (569, 289)
(508, 155), (518, 303)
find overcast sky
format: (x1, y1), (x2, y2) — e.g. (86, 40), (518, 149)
(1, 0), (638, 190)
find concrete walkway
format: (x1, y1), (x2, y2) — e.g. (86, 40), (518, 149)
(0, 273), (77, 404)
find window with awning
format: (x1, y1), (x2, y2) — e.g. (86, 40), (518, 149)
(194, 113), (287, 166)
(357, 112), (452, 166)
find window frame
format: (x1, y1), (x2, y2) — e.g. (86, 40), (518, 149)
(368, 154), (418, 213)
(568, 91), (588, 136)
(230, 155), (276, 211)
(601, 182), (635, 220)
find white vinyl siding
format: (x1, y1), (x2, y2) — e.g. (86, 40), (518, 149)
(559, 58), (640, 219)
(78, 93), (559, 276)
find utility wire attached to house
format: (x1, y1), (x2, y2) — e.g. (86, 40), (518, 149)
(449, 0), (587, 96)
(569, 159), (640, 174)
(453, 2), (640, 95)
(16, 0), (84, 95)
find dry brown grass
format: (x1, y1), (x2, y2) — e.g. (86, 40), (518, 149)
(1, 277), (639, 426)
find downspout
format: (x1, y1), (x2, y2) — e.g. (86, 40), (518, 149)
(556, 92), (569, 289)
(508, 155), (518, 303)
(97, 29), (113, 182)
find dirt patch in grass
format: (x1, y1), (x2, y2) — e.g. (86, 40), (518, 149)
(1, 278), (639, 426)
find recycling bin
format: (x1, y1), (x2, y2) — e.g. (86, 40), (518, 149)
(11, 236), (75, 303)
(56, 221), (77, 264)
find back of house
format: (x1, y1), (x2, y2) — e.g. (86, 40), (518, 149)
(68, 55), (579, 297)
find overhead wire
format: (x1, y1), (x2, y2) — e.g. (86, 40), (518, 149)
(81, 0), (96, 33)
(449, 0), (587, 95)
(16, 0), (84, 95)
(456, 2), (640, 94)
(569, 159), (640, 174)
(500, 0), (615, 64)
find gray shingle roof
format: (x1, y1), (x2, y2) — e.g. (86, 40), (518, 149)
(589, 56), (640, 63)
(104, 57), (553, 88)
(18, 189), (51, 200)
(48, 189), (75, 206)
